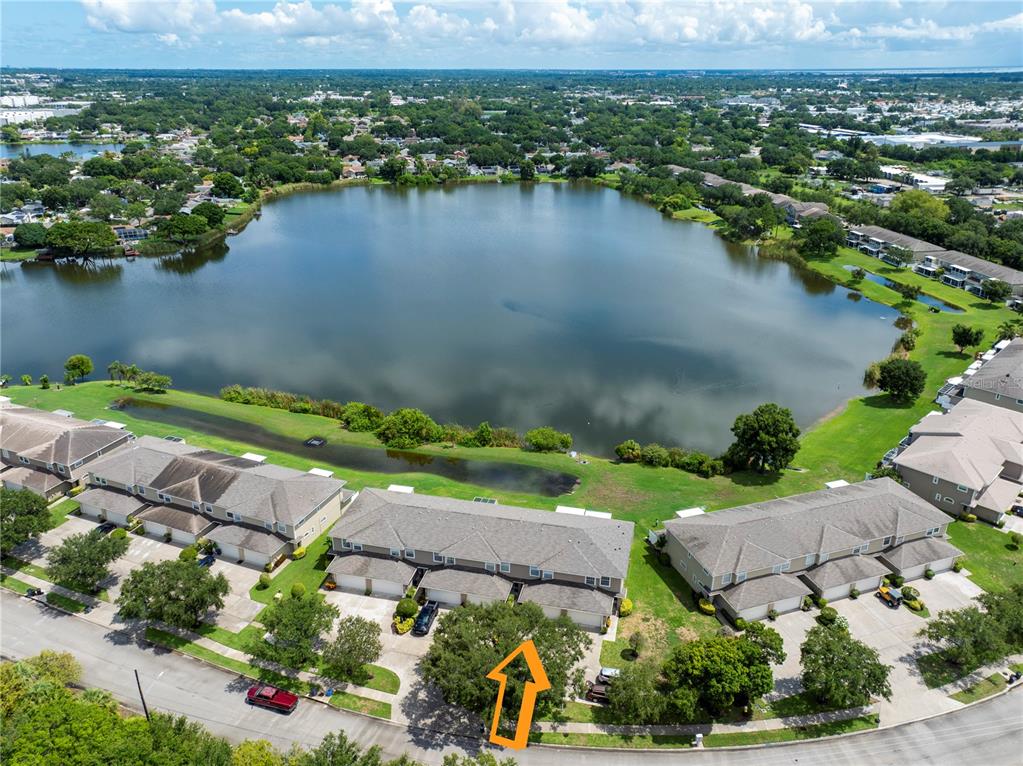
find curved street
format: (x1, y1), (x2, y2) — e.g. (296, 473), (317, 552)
(3, 592), (1020, 765)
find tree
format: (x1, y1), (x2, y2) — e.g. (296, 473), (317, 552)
(158, 213), (209, 240)
(890, 189), (949, 221)
(743, 621), (787, 665)
(724, 403), (801, 473)
(20, 374), (32, 386)
(519, 158), (536, 181)
(441, 754), (519, 766)
(107, 360), (126, 382)
(607, 661), (666, 723)
(341, 401), (384, 432)
(421, 601), (589, 720)
(919, 606), (1007, 669)
(982, 279), (1012, 304)
(89, 193), (125, 222)
(524, 426), (572, 452)
(375, 407), (442, 449)
(951, 324), (985, 354)
(379, 156), (407, 183)
(800, 623), (891, 707)
(193, 201), (226, 227)
(45, 221), (117, 255)
(661, 635), (774, 715)
(885, 245), (915, 269)
(211, 172), (243, 198)
(251, 594), (339, 670)
(876, 357), (927, 403)
(134, 370), (173, 392)
(290, 731), (390, 766)
(996, 320), (1023, 342)
(321, 616), (383, 680)
(0, 488), (50, 554)
(977, 584), (1023, 650)
(614, 439), (642, 462)
(231, 740), (283, 766)
(39, 374), (50, 389)
(64, 353), (94, 382)
(641, 443), (670, 467)
(13, 222), (47, 248)
(116, 560), (230, 629)
(47, 530), (130, 592)
(795, 217), (844, 259)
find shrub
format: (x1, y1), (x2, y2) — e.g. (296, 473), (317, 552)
(289, 400), (313, 414)
(395, 598), (419, 619)
(697, 598), (716, 615)
(258, 573), (272, 589)
(962, 513), (977, 523)
(997, 519), (1007, 529)
(263, 562), (273, 572)
(734, 617), (748, 631)
(800, 595), (813, 611)
(905, 599), (925, 612)
(163, 532), (172, 543)
(886, 574), (905, 587)
(952, 560), (963, 572)
(817, 606), (839, 626)
(849, 587), (860, 600)
(131, 523), (145, 536)
(640, 443), (670, 467)
(69, 485), (85, 497)
(767, 608), (779, 621)
(628, 632), (645, 657)
(292, 547), (307, 560)
(490, 427), (522, 448)
(619, 598), (634, 618)
(924, 568), (935, 580)
(290, 582), (306, 599)
(178, 546), (198, 562)
(1008, 532), (1022, 550)
(901, 585), (920, 600)
(523, 426), (572, 452)
(393, 616), (414, 634)
(614, 439), (642, 462)
(813, 595), (829, 609)
(110, 527), (127, 540)
(375, 408), (442, 449)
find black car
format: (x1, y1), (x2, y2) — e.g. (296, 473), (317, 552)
(412, 601), (439, 636)
(96, 522), (117, 535)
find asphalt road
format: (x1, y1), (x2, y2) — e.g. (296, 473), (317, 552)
(2, 591), (1020, 765)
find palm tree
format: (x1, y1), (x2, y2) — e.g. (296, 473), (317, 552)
(125, 364), (141, 383)
(997, 321), (1022, 342)
(107, 360), (124, 382)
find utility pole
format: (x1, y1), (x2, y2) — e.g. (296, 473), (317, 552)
(135, 669), (151, 722)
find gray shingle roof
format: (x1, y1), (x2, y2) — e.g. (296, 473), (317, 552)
(962, 338), (1023, 400)
(719, 574), (811, 612)
(86, 436), (345, 526)
(326, 553), (416, 584)
(664, 478), (949, 578)
(801, 555), (891, 590)
(519, 581), (615, 614)
(206, 524), (290, 556)
(0, 464), (67, 493)
(76, 486), (148, 516)
(0, 405), (129, 466)
(938, 250), (1023, 286)
(136, 505), (217, 536)
(878, 537), (963, 570)
(850, 225), (946, 255)
(331, 489), (632, 580)
(421, 568), (513, 600)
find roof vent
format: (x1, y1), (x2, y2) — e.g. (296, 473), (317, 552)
(241, 452), (267, 463)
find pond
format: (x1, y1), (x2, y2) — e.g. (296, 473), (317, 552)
(0, 142), (124, 159)
(0, 183), (901, 455)
(842, 265), (964, 313)
(117, 398), (579, 497)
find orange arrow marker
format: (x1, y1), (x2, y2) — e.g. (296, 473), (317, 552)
(486, 639), (550, 750)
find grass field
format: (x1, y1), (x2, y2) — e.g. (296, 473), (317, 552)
(0, 555), (110, 602)
(0, 573), (34, 595)
(328, 692), (392, 719)
(47, 499), (80, 530)
(949, 673), (1007, 704)
(947, 521), (1022, 593)
(45, 591), (87, 612)
(703, 714), (879, 747)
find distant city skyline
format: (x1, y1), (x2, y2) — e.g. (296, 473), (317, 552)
(2, 1), (1022, 71)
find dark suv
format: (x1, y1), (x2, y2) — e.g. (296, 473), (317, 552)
(412, 600), (439, 636)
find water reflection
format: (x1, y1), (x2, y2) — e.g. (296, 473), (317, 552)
(157, 243), (230, 275)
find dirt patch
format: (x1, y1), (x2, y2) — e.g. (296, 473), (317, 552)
(675, 626), (699, 643)
(619, 608), (672, 662)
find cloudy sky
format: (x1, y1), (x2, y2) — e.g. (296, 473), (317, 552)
(2, 1), (1022, 70)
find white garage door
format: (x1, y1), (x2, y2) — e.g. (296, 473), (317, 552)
(146, 523), (170, 538)
(820, 584), (850, 602)
(425, 588), (461, 606)
(171, 528), (196, 545)
(738, 604), (770, 622)
(901, 564), (927, 582)
(855, 576), (883, 594)
(338, 574), (368, 593)
(540, 605), (563, 620)
(244, 550), (270, 569)
(80, 502), (104, 521)
(218, 542), (241, 563)
(565, 609), (604, 629)
(370, 580), (403, 598)
(772, 595), (805, 615)
(106, 510), (132, 527)
(929, 557), (955, 574)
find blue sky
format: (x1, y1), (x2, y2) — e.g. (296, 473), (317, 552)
(2, 1), (1022, 70)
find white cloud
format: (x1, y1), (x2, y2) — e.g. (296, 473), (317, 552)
(865, 11), (1023, 41)
(82, 0), (218, 34)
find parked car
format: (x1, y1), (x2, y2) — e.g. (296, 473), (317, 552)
(876, 584), (903, 608)
(596, 667), (620, 685)
(246, 684), (298, 713)
(96, 522), (116, 535)
(585, 681), (610, 704)
(412, 600), (439, 636)
(26, 587), (43, 597)
(197, 555), (216, 568)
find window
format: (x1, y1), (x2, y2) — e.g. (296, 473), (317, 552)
(404, 549), (415, 559)
(352, 543), (363, 552)
(781, 560), (791, 571)
(19, 456), (29, 464)
(529, 566), (540, 577)
(264, 521), (273, 530)
(541, 570), (554, 580)
(721, 573), (733, 585)
(56, 465), (66, 475)
(735, 571), (747, 583)
(276, 522), (286, 533)
(320, 517), (327, 525)
(883, 536), (892, 546)
(943, 497), (954, 504)
(433, 553), (443, 563)
(97, 477), (107, 486)
(500, 562), (510, 573)
(71, 461), (83, 469)
(444, 556), (456, 565)
(927, 527), (940, 536)
(135, 485), (146, 495)
(932, 476), (940, 485)
(585, 576), (596, 586)
(390, 548), (401, 558)
(158, 493), (171, 503)
(192, 502), (200, 511)
(956, 485), (969, 493)
(341, 539), (353, 550)
(204, 503), (213, 513)
(227, 511), (240, 521)
(935, 492), (942, 502)
(772, 563), (784, 574)
(485, 562), (496, 573)
(895, 536), (904, 545)
(600, 576), (611, 588)
(995, 394), (1002, 400)
(804, 553), (815, 567)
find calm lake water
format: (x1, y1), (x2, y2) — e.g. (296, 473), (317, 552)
(0, 183), (901, 455)
(0, 142), (124, 159)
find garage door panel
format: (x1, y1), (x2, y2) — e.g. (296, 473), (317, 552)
(371, 580), (403, 598)
(219, 543), (241, 562)
(821, 585), (849, 602)
(171, 528), (195, 545)
(338, 574), (367, 593)
(739, 604), (769, 621)
(245, 551), (270, 569)
(565, 610), (603, 629)
(425, 588), (461, 606)
(901, 564), (927, 581)
(772, 596), (805, 614)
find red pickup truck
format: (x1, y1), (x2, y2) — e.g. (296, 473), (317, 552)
(246, 684), (299, 713)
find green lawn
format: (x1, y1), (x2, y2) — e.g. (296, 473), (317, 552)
(530, 731), (693, 748)
(328, 692), (391, 719)
(250, 530), (332, 604)
(0, 555), (110, 602)
(917, 649), (975, 688)
(946, 521), (1022, 593)
(317, 661), (401, 695)
(47, 498), (81, 530)
(45, 591), (87, 612)
(196, 623), (264, 652)
(949, 673), (1007, 704)
(702, 714), (879, 747)
(0, 573), (34, 595)
(751, 691), (845, 721)
(0, 248), (38, 262)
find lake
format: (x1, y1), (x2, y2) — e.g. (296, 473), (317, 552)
(0, 183), (901, 455)
(0, 142), (124, 159)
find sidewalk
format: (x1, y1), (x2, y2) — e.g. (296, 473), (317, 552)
(939, 654), (1023, 698)
(535, 704), (874, 736)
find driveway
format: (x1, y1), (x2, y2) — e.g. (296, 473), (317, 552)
(766, 608), (818, 698)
